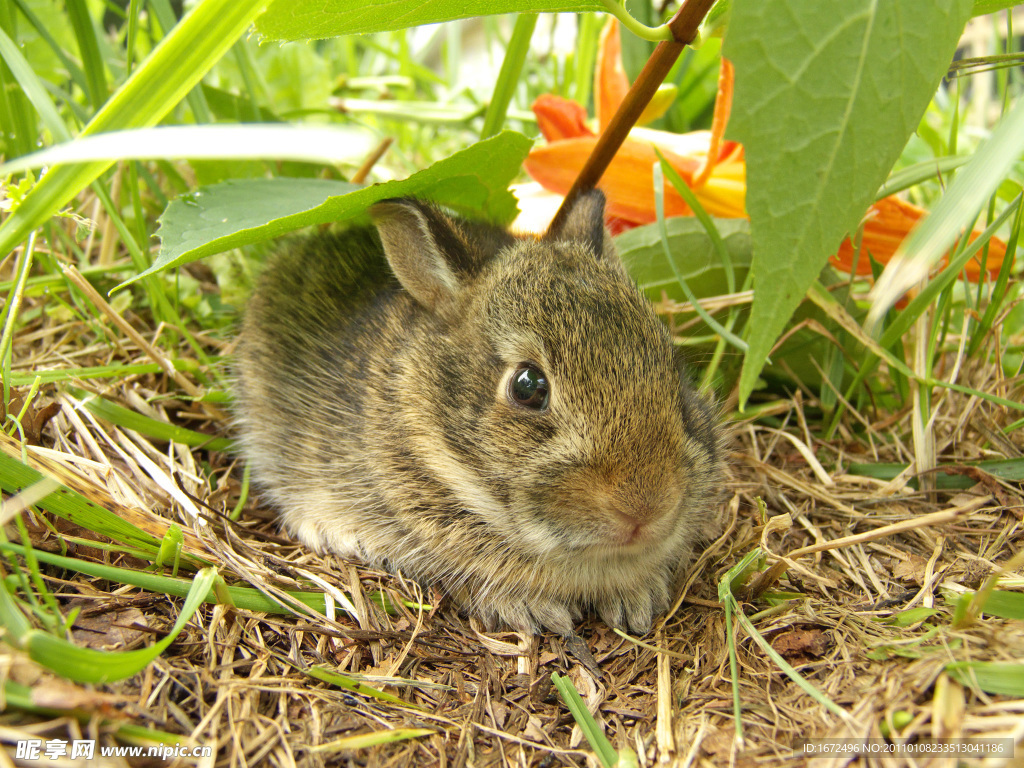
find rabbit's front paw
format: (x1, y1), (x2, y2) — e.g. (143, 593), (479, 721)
(476, 596), (581, 636)
(596, 580), (671, 635)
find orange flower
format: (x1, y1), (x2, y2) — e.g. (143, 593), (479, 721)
(522, 20), (1010, 282)
(523, 21), (746, 226)
(834, 195), (1008, 281)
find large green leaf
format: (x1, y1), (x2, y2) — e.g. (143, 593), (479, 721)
(724, 0), (973, 407)
(255, 0), (603, 40)
(125, 130), (531, 287)
(616, 216), (751, 303)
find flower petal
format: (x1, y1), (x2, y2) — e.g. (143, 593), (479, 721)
(526, 136), (711, 224)
(510, 182), (562, 234)
(596, 20), (629, 131)
(532, 94), (593, 142)
(831, 195), (1009, 282)
(692, 57), (735, 187)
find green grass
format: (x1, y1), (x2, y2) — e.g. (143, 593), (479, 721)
(1, 0), (1022, 760)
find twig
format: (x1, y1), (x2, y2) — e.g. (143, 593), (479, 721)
(62, 264), (203, 399)
(351, 137), (394, 184)
(749, 497), (990, 597)
(548, 0), (717, 233)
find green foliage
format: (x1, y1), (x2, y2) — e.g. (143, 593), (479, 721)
(551, 672), (636, 768)
(256, 0), (604, 39)
(617, 216), (750, 303)
(0, 0), (268, 260)
(870, 99), (1024, 320)
(135, 131), (530, 286)
(0, 452), (162, 554)
(947, 662), (1024, 696)
(0, 566), (217, 684)
(725, 0), (975, 406)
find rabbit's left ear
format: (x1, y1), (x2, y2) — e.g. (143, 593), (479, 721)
(544, 189), (612, 259)
(370, 198), (473, 312)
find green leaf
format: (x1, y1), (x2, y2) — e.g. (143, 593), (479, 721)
(255, 0), (604, 40)
(0, 451), (162, 554)
(869, 99), (1024, 323)
(946, 590), (1024, 621)
(947, 662), (1024, 696)
(724, 0), (974, 407)
(615, 216), (751, 302)
(126, 130), (531, 287)
(0, 26), (72, 142)
(480, 13), (538, 140)
(0, 541), (331, 616)
(551, 672), (621, 768)
(69, 387), (234, 452)
(848, 458), (1024, 490)
(4, 359), (199, 386)
(305, 666), (415, 708)
(2, 679), (183, 743)
(0, 0), (268, 260)
(972, 0), (1021, 15)
(880, 607), (940, 627)
(311, 729), (435, 752)
(65, 0), (107, 110)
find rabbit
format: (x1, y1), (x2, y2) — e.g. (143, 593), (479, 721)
(235, 189), (723, 636)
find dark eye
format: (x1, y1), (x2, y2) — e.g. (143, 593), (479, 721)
(508, 365), (550, 411)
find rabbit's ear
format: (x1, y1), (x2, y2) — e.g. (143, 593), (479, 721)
(370, 199), (470, 311)
(544, 189), (612, 259)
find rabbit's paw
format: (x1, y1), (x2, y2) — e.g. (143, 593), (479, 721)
(596, 579), (671, 635)
(476, 596), (582, 636)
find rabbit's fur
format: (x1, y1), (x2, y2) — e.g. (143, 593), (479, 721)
(236, 191), (722, 635)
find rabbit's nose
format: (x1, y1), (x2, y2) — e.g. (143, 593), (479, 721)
(611, 476), (682, 522)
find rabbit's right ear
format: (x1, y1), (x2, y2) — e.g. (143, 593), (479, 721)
(370, 199), (471, 312)
(544, 189), (615, 262)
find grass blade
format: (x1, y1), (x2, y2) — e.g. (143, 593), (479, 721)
(0, 451), (162, 553)
(869, 96), (1024, 324)
(64, 0), (107, 109)
(0, 567), (217, 684)
(4, 359), (200, 386)
(480, 13), (537, 139)
(69, 387), (233, 452)
(0, 26), (72, 142)
(0, 541), (332, 616)
(0, 124), (376, 176)
(0, 0), (268, 260)
(311, 729), (434, 752)
(306, 665), (417, 708)
(946, 662), (1024, 696)
(551, 672), (623, 768)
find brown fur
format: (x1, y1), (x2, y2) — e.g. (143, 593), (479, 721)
(235, 191), (723, 635)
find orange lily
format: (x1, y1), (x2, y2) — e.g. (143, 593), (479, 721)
(522, 20), (1009, 281)
(833, 194), (1007, 282)
(523, 21), (746, 227)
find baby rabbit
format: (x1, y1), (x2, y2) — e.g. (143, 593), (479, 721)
(235, 190), (722, 635)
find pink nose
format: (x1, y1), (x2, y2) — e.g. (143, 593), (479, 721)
(610, 508), (650, 544)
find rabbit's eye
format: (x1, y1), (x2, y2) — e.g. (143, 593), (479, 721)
(508, 365), (550, 410)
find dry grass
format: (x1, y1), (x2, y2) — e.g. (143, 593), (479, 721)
(2, 227), (1023, 768)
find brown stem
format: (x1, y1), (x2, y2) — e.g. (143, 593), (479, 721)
(548, 0), (718, 234)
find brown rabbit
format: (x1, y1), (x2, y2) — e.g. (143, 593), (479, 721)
(235, 190), (722, 635)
